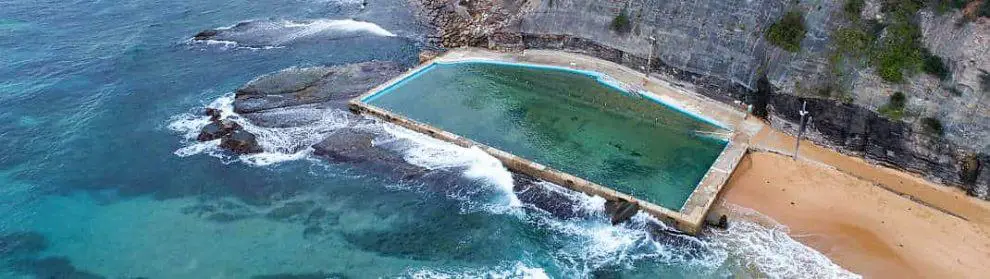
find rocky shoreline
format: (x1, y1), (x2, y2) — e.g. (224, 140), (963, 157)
(185, 47), (698, 240)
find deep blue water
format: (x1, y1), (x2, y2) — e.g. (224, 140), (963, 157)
(0, 0), (855, 278)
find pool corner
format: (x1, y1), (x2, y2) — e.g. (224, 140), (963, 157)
(350, 48), (751, 235)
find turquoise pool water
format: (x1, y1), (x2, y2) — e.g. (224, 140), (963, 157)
(366, 61), (729, 210)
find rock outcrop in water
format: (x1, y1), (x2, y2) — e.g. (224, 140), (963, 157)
(195, 61), (406, 155)
(412, 0), (990, 199)
(191, 18), (397, 48)
(189, 56), (701, 240)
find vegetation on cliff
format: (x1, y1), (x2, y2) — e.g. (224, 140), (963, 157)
(611, 9), (632, 34)
(921, 117), (944, 136)
(878, 91), (907, 120)
(830, 0), (956, 83)
(765, 10), (806, 52)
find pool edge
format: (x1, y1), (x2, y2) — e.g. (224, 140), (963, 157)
(351, 49), (750, 234)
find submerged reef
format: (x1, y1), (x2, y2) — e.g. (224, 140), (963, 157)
(11, 257), (105, 279)
(0, 231), (47, 256)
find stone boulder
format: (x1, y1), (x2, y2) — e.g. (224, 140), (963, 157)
(219, 129), (263, 154)
(197, 119), (241, 142)
(311, 128), (427, 179)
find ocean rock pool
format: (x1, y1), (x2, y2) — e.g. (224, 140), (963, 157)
(363, 61), (730, 210)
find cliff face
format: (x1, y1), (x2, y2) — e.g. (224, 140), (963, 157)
(414, 0), (990, 199)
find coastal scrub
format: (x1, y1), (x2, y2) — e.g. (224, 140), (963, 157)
(879, 92), (907, 120)
(611, 9), (632, 34)
(766, 10), (806, 52)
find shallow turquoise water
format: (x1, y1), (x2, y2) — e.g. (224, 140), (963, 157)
(368, 62), (728, 210)
(0, 0), (856, 277)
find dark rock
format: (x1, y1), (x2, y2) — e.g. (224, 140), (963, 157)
(311, 128), (427, 179)
(513, 173), (597, 219)
(205, 107), (222, 121)
(12, 257), (105, 279)
(707, 214), (729, 229)
(751, 75), (772, 119)
(219, 129), (263, 154)
(0, 231), (48, 256)
(768, 94), (981, 194)
(197, 119), (241, 141)
(266, 201), (316, 221)
(604, 199), (640, 225)
(193, 29), (218, 40)
(961, 154), (982, 186)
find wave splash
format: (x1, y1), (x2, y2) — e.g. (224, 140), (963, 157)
(167, 93), (350, 166)
(187, 18), (397, 50)
(169, 94), (858, 278)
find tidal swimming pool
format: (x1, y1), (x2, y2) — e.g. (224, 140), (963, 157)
(363, 61), (729, 210)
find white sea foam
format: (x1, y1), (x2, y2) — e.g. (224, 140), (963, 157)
(281, 19), (396, 39)
(378, 123), (522, 210)
(706, 205), (861, 279)
(406, 262), (549, 279)
(188, 18), (395, 50)
(168, 94), (857, 278)
(167, 93), (351, 166)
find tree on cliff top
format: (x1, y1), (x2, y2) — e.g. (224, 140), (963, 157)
(611, 9), (632, 34)
(766, 10), (807, 52)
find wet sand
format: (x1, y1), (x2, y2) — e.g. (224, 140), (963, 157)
(717, 125), (990, 278)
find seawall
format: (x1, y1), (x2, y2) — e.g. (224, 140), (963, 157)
(349, 49), (752, 234)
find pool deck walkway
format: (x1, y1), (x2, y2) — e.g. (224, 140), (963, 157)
(350, 48), (756, 234)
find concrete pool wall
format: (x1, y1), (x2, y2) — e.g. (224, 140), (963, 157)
(349, 48), (750, 234)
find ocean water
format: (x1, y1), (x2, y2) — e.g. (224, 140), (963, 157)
(0, 0), (858, 278)
(367, 62), (727, 210)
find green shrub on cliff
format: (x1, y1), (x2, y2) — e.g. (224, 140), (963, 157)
(844, 0), (865, 19)
(879, 91), (907, 120)
(871, 20), (925, 82)
(921, 117), (944, 136)
(611, 10), (632, 34)
(833, 27), (872, 56)
(766, 10), (806, 52)
(981, 1), (990, 18)
(922, 48), (951, 80)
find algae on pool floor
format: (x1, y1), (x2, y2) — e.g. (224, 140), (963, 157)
(366, 62), (728, 210)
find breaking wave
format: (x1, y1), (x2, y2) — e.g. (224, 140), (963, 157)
(167, 93), (350, 166)
(706, 205), (861, 279)
(377, 123), (522, 210)
(188, 18), (397, 50)
(405, 262), (549, 279)
(169, 94), (858, 278)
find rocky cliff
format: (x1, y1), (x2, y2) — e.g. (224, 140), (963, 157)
(413, 0), (990, 199)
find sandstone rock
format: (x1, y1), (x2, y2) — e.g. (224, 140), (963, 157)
(418, 50), (441, 63)
(234, 62), (405, 114)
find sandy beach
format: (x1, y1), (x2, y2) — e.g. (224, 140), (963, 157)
(716, 124), (990, 278)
